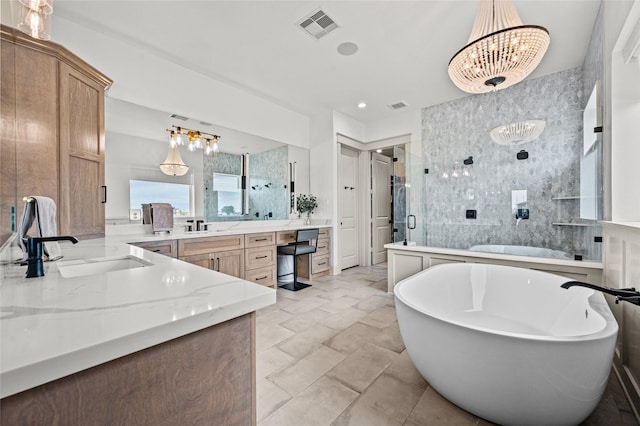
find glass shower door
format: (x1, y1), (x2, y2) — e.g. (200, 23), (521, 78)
(392, 144), (425, 246)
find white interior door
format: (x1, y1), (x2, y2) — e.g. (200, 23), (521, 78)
(371, 152), (392, 264)
(339, 146), (359, 269)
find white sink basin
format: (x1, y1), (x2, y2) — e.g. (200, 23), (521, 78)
(57, 255), (153, 278)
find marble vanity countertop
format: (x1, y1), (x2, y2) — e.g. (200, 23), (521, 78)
(107, 221), (333, 243)
(0, 237), (276, 399)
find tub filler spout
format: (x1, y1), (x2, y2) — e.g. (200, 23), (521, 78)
(561, 281), (640, 306)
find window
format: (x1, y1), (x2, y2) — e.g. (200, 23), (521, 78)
(130, 180), (192, 217)
(213, 173), (242, 216)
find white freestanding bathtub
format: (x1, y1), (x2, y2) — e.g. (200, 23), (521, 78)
(394, 263), (618, 426)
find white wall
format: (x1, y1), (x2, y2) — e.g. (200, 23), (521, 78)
(364, 109), (422, 143)
(611, 1), (640, 221)
(49, 14), (311, 150)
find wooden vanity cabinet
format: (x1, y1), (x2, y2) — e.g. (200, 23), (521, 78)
(276, 228), (331, 281)
(244, 232), (277, 288)
(0, 25), (112, 244)
(130, 240), (178, 258)
(178, 235), (245, 279)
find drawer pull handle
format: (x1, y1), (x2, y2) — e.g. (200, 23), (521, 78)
(255, 238), (268, 242)
(153, 249), (161, 252)
(318, 246), (326, 249)
(256, 255), (268, 259)
(256, 275), (268, 280)
(318, 262), (327, 266)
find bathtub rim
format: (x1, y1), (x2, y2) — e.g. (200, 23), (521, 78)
(394, 263), (618, 343)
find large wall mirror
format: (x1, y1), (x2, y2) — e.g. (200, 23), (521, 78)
(104, 98), (309, 222)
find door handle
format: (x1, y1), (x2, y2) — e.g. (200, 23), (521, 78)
(408, 215), (416, 230)
(101, 185), (107, 203)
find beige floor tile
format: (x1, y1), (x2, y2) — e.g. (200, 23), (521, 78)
(279, 315), (317, 333)
(318, 296), (362, 313)
(298, 307), (335, 323)
(259, 376), (359, 426)
(257, 346), (296, 378)
(406, 386), (478, 426)
(369, 320), (406, 353)
(327, 342), (398, 392)
(332, 373), (425, 426)
(354, 294), (395, 312)
(277, 324), (337, 359)
(319, 307), (369, 331)
(257, 308), (295, 326)
(384, 350), (428, 388)
(257, 377), (291, 422)
(324, 322), (383, 354)
(359, 305), (399, 329)
(279, 298), (326, 314)
(257, 323), (296, 352)
(268, 345), (346, 395)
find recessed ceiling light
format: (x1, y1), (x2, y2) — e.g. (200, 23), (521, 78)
(376, 149), (382, 153)
(337, 42), (359, 56)
(357, 102), (367, 108)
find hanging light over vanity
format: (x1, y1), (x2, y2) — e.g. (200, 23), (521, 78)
(166, 124), (221, 156)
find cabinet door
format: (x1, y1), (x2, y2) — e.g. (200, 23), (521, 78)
(13, 44), (59, 234)
(179, 253), (211, 269)
(58, 62), (106, 239)
(213, 249), (245, 279)
(0, 39), (16, 245)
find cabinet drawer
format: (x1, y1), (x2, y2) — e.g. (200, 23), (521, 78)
(276, 231), (296, 245)
(245, 245), (276, 270)
(318, 228), (330, 239)
(178, 235), (244, 257)
(245, 264), (276, 288)
(131, 240), (178, 258)
(315, 238), (330, 256)
(245, 232), (276, 248)
(311, 254), (330, 274)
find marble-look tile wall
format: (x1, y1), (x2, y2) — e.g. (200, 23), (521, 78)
(204, 147), (289, 221)
(248, 146), (288, 220)
(204, 152), (242, 221)
(420, 67), (600, 259)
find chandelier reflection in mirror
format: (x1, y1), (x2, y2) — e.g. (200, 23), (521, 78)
(448, 0), (550, 94)
(166, 125), (222, 156)
(490, 120), (546, 145)
(17, 0), (54, 40)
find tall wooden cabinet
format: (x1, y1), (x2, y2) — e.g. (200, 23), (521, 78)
(0, 25), (111, 244)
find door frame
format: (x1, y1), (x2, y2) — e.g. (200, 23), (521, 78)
(337, 134), (411, 268)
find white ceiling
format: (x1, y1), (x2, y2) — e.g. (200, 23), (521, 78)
(53, 0), (601, 124)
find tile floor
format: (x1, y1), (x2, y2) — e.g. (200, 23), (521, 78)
(256, 264), (638, 426)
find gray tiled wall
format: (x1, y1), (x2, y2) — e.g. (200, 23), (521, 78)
(419, 67), (602, 259)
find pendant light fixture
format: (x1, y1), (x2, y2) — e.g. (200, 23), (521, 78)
(448, 0), (550, 94)
(160, 146), (189, 176)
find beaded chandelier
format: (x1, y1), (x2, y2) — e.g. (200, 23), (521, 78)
(448, 0), (550, 94)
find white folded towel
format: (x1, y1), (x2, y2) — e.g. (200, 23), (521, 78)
(18, 196), (62, 261)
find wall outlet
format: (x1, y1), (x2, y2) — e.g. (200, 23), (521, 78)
(466, 210), (477, 219)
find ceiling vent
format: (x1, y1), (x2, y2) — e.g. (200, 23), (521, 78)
(298, 9), (338, 40)
(170, 113), (189, 121)
(388, 101), (409, 110)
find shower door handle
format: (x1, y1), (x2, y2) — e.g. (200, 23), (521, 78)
(407, 215), (416, 230)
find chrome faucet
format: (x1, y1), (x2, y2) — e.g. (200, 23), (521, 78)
(25, 236), (79, 278)
(561, 281), (640, 306)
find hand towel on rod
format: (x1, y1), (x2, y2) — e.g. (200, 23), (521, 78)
(150, 203), (173, 233)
